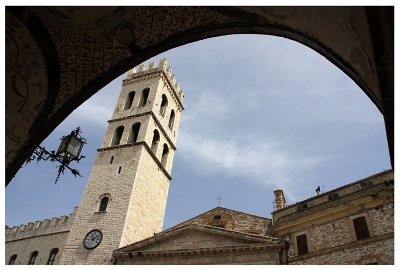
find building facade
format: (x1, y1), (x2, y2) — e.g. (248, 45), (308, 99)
(5, 60), (394, 265)
(271, 170), (394, 265)
(6, 59), (185, 265)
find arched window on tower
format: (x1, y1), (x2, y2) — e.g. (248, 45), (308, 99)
(151, 129), (160, 153)
(124, 91), (135, 110)
(168, 109), (175, 130)
(28, 251), (38, 265)
(161, 143), (169, 167)
(99, 197), (109, 212)
(9, 254), (17, 265)
(111, 126), (124, 146)
(128, 122), (141, 143)
(160, 94), (168, 116)
(140, 88), (150, 106)
(47, 248), (59, 265)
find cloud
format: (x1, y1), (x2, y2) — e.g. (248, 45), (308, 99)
(178, 126), (323, 201)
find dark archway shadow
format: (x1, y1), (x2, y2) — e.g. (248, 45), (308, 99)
(6, 10), (393, 186)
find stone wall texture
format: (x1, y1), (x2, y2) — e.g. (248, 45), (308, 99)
(166, 207), (272, 236)
(287, 200), (394, 264)
(5, 207), (77, 265)
(59, 61), (182, 264)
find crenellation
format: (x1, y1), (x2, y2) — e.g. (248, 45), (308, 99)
(60, 215), (69, 224)
(178, 90), (185, 102)
(42, 219), (51, 227)
(166, 66), (172, 77)
(138, 63), (147, 72)
(158, 58), (168, 70)
(34, 220), (42, 229)
(5, 209), (77, 242)
(26, 222), (34, 230)
(51, 217), (60, 226)
(124, 59), (184, 106)
(126, 67), (136, 78)
(148, 61), (156, 70)
(18, 224), (26, 232)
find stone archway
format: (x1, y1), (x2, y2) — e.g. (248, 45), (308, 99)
(5, 6), (393, 186)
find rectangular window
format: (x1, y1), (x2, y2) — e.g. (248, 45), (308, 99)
(214, 215), (221, 220)
(296, 234), (309, 256)
(214, 224), (225, 228)
(353, 216), (370, 240)
(354, 183), (361, 191)
(328, 192), (339, 200)
(361, 181), (373, 189)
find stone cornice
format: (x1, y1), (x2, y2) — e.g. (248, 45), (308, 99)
(270, 189), (393, 236)
(97, 141), (172, 180)
(272, 181), (393, 227)
(273, 169), (393, 214)
(114, 223), (282, 255)
(115, 242), (283, 260)
(123, 69), (184, 111)
(107, 111), (177, 150)
(288, 232), (394, 263)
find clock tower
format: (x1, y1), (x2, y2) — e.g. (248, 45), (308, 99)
(59, 59), (184, 264)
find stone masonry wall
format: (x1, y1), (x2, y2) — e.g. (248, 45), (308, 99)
(5, 207), (77, 265)
(59, 145), (143, 265)
(288, 202), (394, 264)
(121, 147), (171, 246)
(60, 60), (182, 265)
(166, 207), (272, 236)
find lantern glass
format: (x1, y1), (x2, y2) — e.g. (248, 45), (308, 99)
(66, 136), (83, 157)
(57, 136), (69, 155)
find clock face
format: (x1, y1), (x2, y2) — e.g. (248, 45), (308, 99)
(83, 230), (103, 249)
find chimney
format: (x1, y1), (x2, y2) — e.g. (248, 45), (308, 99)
(274, 190), (286, 210)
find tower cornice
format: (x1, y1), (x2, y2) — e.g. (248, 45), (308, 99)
(108, 111), (177, 150)
(97, 141), (172, 181)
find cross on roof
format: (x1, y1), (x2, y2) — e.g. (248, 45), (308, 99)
(217, 196), (223, 206)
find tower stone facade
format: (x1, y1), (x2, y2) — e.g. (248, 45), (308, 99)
(59, 59), (184, 264)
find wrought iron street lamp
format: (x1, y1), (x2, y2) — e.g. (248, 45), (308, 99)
(25, 127), (87, 184)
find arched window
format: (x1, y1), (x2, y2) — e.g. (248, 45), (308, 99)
(128, 122), (141, 143)
(168, 109), (175, 130)
(151, 129), (160, 153)
(28, 251), (38, 265)
(124, 91), (135, 110)
(111, 126), (124, 146)
(140, 88), (150, 106)
(99, 197), (109, 212)
(9, 254), (17, 265)
(161, 144), (169, 167)
(47, 248), (59, 265)
(160, 94), (168, 116)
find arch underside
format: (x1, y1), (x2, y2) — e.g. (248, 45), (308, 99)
(5, 6), (393, 186)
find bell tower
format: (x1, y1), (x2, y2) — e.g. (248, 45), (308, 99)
(60, 59), (184, 264)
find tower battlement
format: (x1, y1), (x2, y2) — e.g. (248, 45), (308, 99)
(126, 58), (184, 103)
(5, 207), (78, 242)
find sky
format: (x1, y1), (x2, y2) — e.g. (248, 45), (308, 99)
(5, 34), (392, 230)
